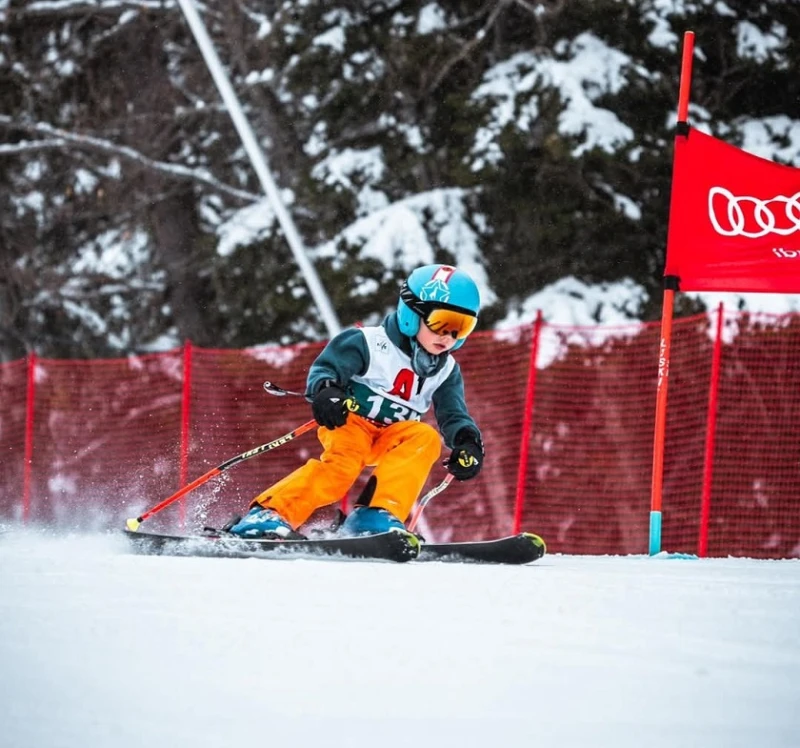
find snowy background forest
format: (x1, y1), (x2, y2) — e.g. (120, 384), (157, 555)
(3, 7), (800, 744)
(1, 0), (799, 361)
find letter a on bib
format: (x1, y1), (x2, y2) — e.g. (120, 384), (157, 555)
(388, 368), (415, 401)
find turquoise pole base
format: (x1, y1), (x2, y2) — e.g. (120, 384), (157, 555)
(648, 511), (662, 556)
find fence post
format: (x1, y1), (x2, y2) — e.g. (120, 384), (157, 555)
(512, 311), (543, 535)
(179, 340), (194, 529)
(698, 303), (724, 557)
(22, 352), (36, 524)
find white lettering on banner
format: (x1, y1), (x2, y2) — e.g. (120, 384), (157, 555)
(773, 248), (800, 258)
(708, 187), (800, 239)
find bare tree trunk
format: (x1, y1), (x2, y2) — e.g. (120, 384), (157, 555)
(148, 188), (212, 346)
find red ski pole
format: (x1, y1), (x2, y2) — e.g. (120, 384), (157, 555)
(125, 420), (317, 531)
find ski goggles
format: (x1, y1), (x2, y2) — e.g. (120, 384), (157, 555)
(422, 307), (478, 340)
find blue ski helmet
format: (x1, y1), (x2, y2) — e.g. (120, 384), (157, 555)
(397, 264), (480, 350)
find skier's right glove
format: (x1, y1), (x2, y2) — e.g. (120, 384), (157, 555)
(311, 381), (350, 430)
(446, 429), (484, 481)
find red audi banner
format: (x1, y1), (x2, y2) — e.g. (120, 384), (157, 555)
(665, 126), (800, 292)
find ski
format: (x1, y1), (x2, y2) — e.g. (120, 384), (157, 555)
(122, 527), (420, 563)
(122, 528), (545, 565)
(418, 532), (546, 565)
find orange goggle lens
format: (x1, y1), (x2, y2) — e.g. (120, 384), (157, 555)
(423, 308), (477, 340)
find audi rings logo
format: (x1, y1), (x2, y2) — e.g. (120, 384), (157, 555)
(708, 187), (800, 239)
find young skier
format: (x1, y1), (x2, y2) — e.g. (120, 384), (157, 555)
(228, 263), (484, 539)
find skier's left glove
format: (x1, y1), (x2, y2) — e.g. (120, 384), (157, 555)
(311, 381), (350, 430)
(447, 429), (483, 481)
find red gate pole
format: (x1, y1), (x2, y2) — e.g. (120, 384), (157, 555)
(22, 352), (36, 524)
(649, 30), (695, 555)
(179, 340), (194, 529)
(698, 303), (724, 557)
(512, 311), (543, 535)
(650, 290), (675, 554)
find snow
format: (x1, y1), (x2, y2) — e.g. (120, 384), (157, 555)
(470, 33), (639, 167)
(497, 276), (646, 327)
(71, 229), (150, 279)
(736, 20), (788, 67)
(737, 116), (800, 167)
(0, 530), (798, 748)
(311, 146), (388, 215)
(215, 198), (277, 258)
(312, 26), (346, 53)
(315, 187), (497, 310)
(417, 3), (447, 35)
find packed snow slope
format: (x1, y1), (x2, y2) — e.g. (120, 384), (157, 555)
(0, 530), (798, 748)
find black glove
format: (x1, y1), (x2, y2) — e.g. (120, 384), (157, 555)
(311, 382), (350, 430)
(446, 429), (484, 481)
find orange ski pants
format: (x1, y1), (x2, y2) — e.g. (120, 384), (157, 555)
(252, 415), (442, 529)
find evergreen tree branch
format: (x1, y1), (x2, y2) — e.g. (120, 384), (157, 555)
(0, 116), (259, 203)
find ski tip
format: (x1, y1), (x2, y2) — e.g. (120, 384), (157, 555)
(522, 532), (547, 557)
(125, 517), (141, 532)
(389, 528), (421, 560)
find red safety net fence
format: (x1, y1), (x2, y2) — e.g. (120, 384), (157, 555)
(1, 310), (799, 558)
